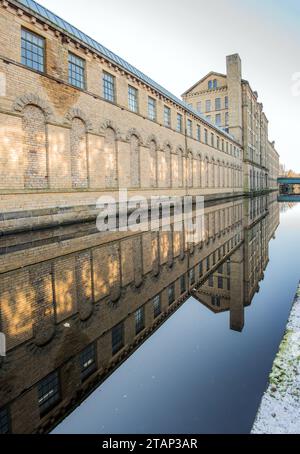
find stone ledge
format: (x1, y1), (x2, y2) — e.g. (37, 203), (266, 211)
(0, 192), (246, 235)
(252, 282), (300, 434)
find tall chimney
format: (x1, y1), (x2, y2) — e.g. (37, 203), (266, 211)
(226, 54), (243, 145)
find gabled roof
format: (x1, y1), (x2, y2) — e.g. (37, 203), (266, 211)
(15, 0), (237, 142)
(182, 71), (226, 96)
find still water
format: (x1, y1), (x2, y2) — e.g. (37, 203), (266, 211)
(0, 194), (299, 434)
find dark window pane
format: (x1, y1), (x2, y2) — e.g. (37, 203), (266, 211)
(38, 371), (60, 416)
(80, 343), (97, 382)
(68, 53), (85, 89)
(112, 322), (124, 355)
(0, 407), (9, 434)
(135, 307), (145, 334)
(168, 284), (175, 305)
(21, 28), (44, 72)
(180, 275), (186, 293)
(153, 295), (161, 318)
(103, 72), (115, 102)
(128, 85), (138, 112)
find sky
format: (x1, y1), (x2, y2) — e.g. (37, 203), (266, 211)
(36, 0), (300, 171)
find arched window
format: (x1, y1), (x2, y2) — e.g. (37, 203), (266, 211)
(130, 135), (140, 188)
(165, 145), (171, 188)
(187, 152), (193, 188)
(149, 140), (158, 188)
(104, 127), (118, 188)
(71, 117), (88, 188)
(23, 105), (47, 189)
(178, 148), (184, 188)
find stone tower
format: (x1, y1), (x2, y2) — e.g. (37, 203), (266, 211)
(226, 54), (243, 145)
(229, 247), (245, 332)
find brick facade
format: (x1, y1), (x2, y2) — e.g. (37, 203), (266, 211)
(0, 193), (279, 433)
(0, 0), (245, 233)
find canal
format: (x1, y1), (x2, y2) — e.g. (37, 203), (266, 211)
(0, 194), (299, 434)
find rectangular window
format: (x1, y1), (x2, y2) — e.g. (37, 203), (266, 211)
(180, 275), (186, 294)
(206, 256), (210, 270)
(225, 96), (229, 109)
(38, 371), (60, 416)
(226, 142), (229, 153)
(68, 52), (85, 89)
(168, 284), (175, 305)
(189, 268), (195, 285)
(199, 261), (203, 276)
(135, 307), (145, 335)
(164, 106), (171, 127)
(148, 97), (156, 121)
(112, 322), (124, 355)
(227, 261), (231, 275)
(177, 113), (183, 132)
(212, 296), (220, 307)
(80, 343), (97, 382)
(215, 98), (221, 111)
(211, 133), (215, 147)
(204, 129), (208, 144)
(209, 275), (214, 287)
(187, 119), (193, 137)
(196, 102), (201, 113)
(0, 407), (9, 434)
(206, 100), (211, 112)
(218, 276), (223, 289)
(197, 125), (201, 141)
(21, 28), (45, 72)
(216, 114), (221, 126)
(227, 278), (231, 291)
(103, 71), (115, 102)
(222, 140), (224, 152)
(153, 295), (161, 318)
(217, 136), (220, 149)
(128, 85), (138, 112)
(225, 112), (229, 127)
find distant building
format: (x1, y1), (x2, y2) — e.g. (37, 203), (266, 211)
(182, 54), (280, 192)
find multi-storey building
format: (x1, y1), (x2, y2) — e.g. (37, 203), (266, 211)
(0, 195), (279, 434)
(182, 54), (280, 193)
(0, 0), (245, 234)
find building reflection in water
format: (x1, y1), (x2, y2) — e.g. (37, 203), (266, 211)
(0, 194), (279, 434)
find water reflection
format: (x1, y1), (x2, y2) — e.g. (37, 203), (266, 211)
(0, 194), (280, 434)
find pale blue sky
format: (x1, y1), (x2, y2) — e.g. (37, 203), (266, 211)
(37, 0), (300, 171)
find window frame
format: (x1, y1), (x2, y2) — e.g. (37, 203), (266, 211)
(153, 294), (161, 318)
(168, 284), (175, 305)
(187, 119), (193, 137)
(21, 27), (45, 73)
(103, 70), (116, 103)
(128, 85), (139, 113)
(68, 52), (86, 89)
(148, 96), (157, 121)
(0, 407), (10, 434)
(80, 342), (97, 382)
(215, 97), (221, 111)
(135, 306), (145, 335)
(197, 124), (201, 141)
(112, 322), (124, 355)
(164, 105), (171, 128)
(37, 370), (61, 417)
(176, 113), (183, 133)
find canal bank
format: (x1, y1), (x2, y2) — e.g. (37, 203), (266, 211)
(252, 282), (300, 434)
